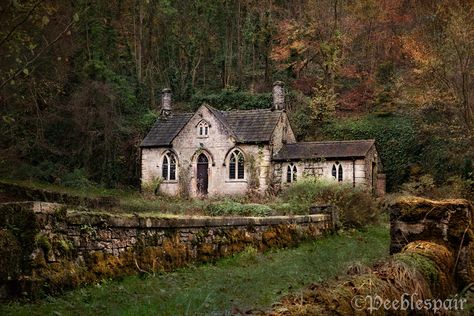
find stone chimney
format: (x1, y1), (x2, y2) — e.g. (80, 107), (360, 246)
(272, 81), (285, 110)
(161, 88), (172, 116)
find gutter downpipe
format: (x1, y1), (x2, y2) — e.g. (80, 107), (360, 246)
(352, 158), (356, 188)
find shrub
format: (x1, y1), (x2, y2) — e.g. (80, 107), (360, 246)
(280, 177), (380, 228)
(205, 200), (272, 217)
(401, 174), (473, 202)
(400, 174), (436, 197)
(61, 168), (95, 189)
(236, 246), (260, 266)
(141, 177), (163, 198)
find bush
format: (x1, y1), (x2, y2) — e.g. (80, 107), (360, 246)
(206, 200), (272, 217)
(61, 169), (95, 189)
(280, 177), (380, 228)
(401, 174), (473, 202)
(141, 177), (163, 198)
(400, 174), (436, 197)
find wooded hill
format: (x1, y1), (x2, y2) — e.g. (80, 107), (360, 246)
(0, 0), (473, 193)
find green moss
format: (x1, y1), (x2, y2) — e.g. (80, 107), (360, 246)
(35, 234), (52, 255)
(0, 229), (21, 280)
(0, 204), (39, 273)
(395, 252), (439, 286)
(54, 206), (68, 221)
(80, 224), (97, 236)
(55, 238), (74, 255)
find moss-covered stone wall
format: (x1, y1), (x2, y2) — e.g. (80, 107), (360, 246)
(0, 202), (333, 300)
(390, 196), (473, 288)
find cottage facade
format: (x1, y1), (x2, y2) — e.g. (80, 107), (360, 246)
(140, 83), (385, 197)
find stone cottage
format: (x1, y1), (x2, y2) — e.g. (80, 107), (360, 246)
(140, 82), (385, 197)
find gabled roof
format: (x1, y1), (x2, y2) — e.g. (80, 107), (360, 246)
(221, 109), (282, 143)
(141, 113), (193, 147)
(140, 105), (283, 147)
(273, 140), (376, 161)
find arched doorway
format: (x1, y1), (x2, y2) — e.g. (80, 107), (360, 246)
(197, 153), (209, 195)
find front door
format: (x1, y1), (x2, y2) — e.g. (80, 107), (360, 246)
(197, 154), (208, 195)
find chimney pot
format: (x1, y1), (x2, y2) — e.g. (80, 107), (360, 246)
(272, 81), (285, 110)
(161, 88), (172, 116)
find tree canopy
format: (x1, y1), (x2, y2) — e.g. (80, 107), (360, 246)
(1, 0), (473, 189)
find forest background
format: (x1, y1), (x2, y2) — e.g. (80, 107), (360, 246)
(1, 0), (473, 195)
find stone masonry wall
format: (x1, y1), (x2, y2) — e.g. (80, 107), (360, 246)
(0, 202), (333, 300)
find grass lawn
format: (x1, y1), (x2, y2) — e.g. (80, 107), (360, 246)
(1, 225), (390, 316)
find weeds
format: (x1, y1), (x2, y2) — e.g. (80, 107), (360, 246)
(274, 177), (380, 227)
(205, 200), (272, 217)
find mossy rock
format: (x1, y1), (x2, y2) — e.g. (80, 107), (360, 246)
(391, 196), (472, 222)
(0, 203), (39, 271)
(35, 233), (52, 255)
(0, 229), (22, 280)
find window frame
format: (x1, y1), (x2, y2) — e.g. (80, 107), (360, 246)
(332, 161), (343, 182)
(197, 120), (209, 137)
(162, 152), (177, 181)
(286, 163), (297, 183)
(228, 149), (245, 181)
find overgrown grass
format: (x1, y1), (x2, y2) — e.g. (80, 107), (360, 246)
(205, 200), (272, 216)
(0, 225), (389, 316)
(1, 177), (382, 223)
(272, 177), (380, 227)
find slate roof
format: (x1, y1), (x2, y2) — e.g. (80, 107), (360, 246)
(140, 105), (283, 147)
(273, 140), (375, 161)
(141, 113), (193, 147)
(221, 109), (282, 143)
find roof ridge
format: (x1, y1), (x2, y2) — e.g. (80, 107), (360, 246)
(289, 139), (375, 145)
(220, 108), (276, 113)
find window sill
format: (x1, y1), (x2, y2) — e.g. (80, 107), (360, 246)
(162, 180), (178, 184)
(225, 179), (247, 183)
(197, 136), (209, 139)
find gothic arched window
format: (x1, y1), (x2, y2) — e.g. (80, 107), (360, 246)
(286, 163), (297, 183)
(162, 153), (177, 180)
(229, 150), (244, 179)
(197, 120), (209, 137)
(332, 162), (343, 182)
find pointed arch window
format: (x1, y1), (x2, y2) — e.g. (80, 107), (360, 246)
(286, 163), (297, 183)
(197, 120), (209, 137)
(332, 162), (343, 182)
(229, 150), (245, 180)
(162, 153), (177, 181)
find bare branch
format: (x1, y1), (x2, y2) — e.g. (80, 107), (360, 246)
(0, 18), (75, 90)
(0, 1), (41, 48)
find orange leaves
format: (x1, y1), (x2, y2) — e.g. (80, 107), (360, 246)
(401, 35), (435, 67)
(270, 20), (315, 71)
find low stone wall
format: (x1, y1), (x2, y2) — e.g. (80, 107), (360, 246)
(0, 202), (333, 300)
